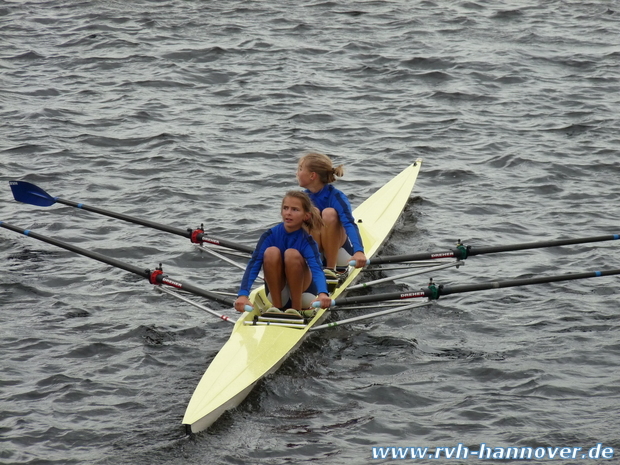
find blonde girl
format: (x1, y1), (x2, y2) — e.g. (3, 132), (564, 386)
(234, 191), (331, 316)
(296, 153), (367, 276)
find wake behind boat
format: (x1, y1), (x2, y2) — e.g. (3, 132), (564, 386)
(181, 160), (424, 433)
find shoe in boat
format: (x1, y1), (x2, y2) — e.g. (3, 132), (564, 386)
(284, 308), (302, 318)
(301, 309), (317, 318)
(323, 268), (338, 279)
(262, 306), (283, 315)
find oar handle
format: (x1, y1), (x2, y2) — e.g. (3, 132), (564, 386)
(312, 299), (336, 308)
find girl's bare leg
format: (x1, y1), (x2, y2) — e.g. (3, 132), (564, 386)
(320, 208), (347, 269)
(263, 246), (285, 308)
(283, 248), (312, 310)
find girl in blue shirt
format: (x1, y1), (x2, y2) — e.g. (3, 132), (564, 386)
(234, 191), (332, 316)
(297, 153), (367, 276)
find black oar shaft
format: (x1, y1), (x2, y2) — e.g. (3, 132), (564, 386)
(154, 275), (234, 306)
(370, 234), (620, 265)
(57, 197), (189, 237)
(333, 268), (620, 306)
(55, 197), (254, 254)
(442, 269), (620, 296)
(195, 234), (254, 254)
(1, 221), (149, 277)
(0, 221), (234, 307)
(467, 235), (620, 257)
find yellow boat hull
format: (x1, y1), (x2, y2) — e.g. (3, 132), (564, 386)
(182, 159), (423, 433)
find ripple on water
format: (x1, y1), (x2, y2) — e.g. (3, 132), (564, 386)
(1, 2), (620, 464)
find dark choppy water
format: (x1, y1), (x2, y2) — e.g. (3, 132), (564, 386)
(2, 1), (619, 464)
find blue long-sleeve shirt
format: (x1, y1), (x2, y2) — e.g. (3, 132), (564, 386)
(238, 223), (329, 297)
(305, 184), (364, 253)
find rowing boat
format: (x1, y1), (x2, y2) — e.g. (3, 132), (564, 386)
(181, 159), (424, 433)
(4, 161), (620, 435)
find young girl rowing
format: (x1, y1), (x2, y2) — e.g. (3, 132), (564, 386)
(296, 153), (367, 276)
(234, 191), (332, 316)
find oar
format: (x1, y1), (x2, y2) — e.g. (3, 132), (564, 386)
(357, 234), (620, 266)
(309, 301), (432, 331)
(0, 221), (238, 320)
(9, 180), (255, 254)
(318, 269), (620, 307)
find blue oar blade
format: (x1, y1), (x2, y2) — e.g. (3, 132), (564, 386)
(9, 181), (58, 207)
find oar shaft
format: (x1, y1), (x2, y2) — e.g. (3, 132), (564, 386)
(443, 269), (620, 296)
(0, 221), (235, 307)
(467, 234), (620, 258)
(55, 197), (255, 254)
(368, 234), (620, 265)
(10, 180), (254, 254)
(154, 274), (234, 306)
(157, 287), (236, 324)
(310, 301), (432, 331)
(333, 268), (620, 306)
(0, 221), (149, 278)
(56, 197), (190, 238)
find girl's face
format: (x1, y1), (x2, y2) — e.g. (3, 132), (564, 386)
(281, 196), (310, 232)
(296, 162), (314, 188)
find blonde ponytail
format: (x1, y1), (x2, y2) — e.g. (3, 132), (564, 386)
(299, 152), (344, 184)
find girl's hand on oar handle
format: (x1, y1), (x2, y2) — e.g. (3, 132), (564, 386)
(312, 293), (334, 309)
(350, 251), (367, 268)
(234, 295), (252, 313)
(313, 292), (333, 309)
